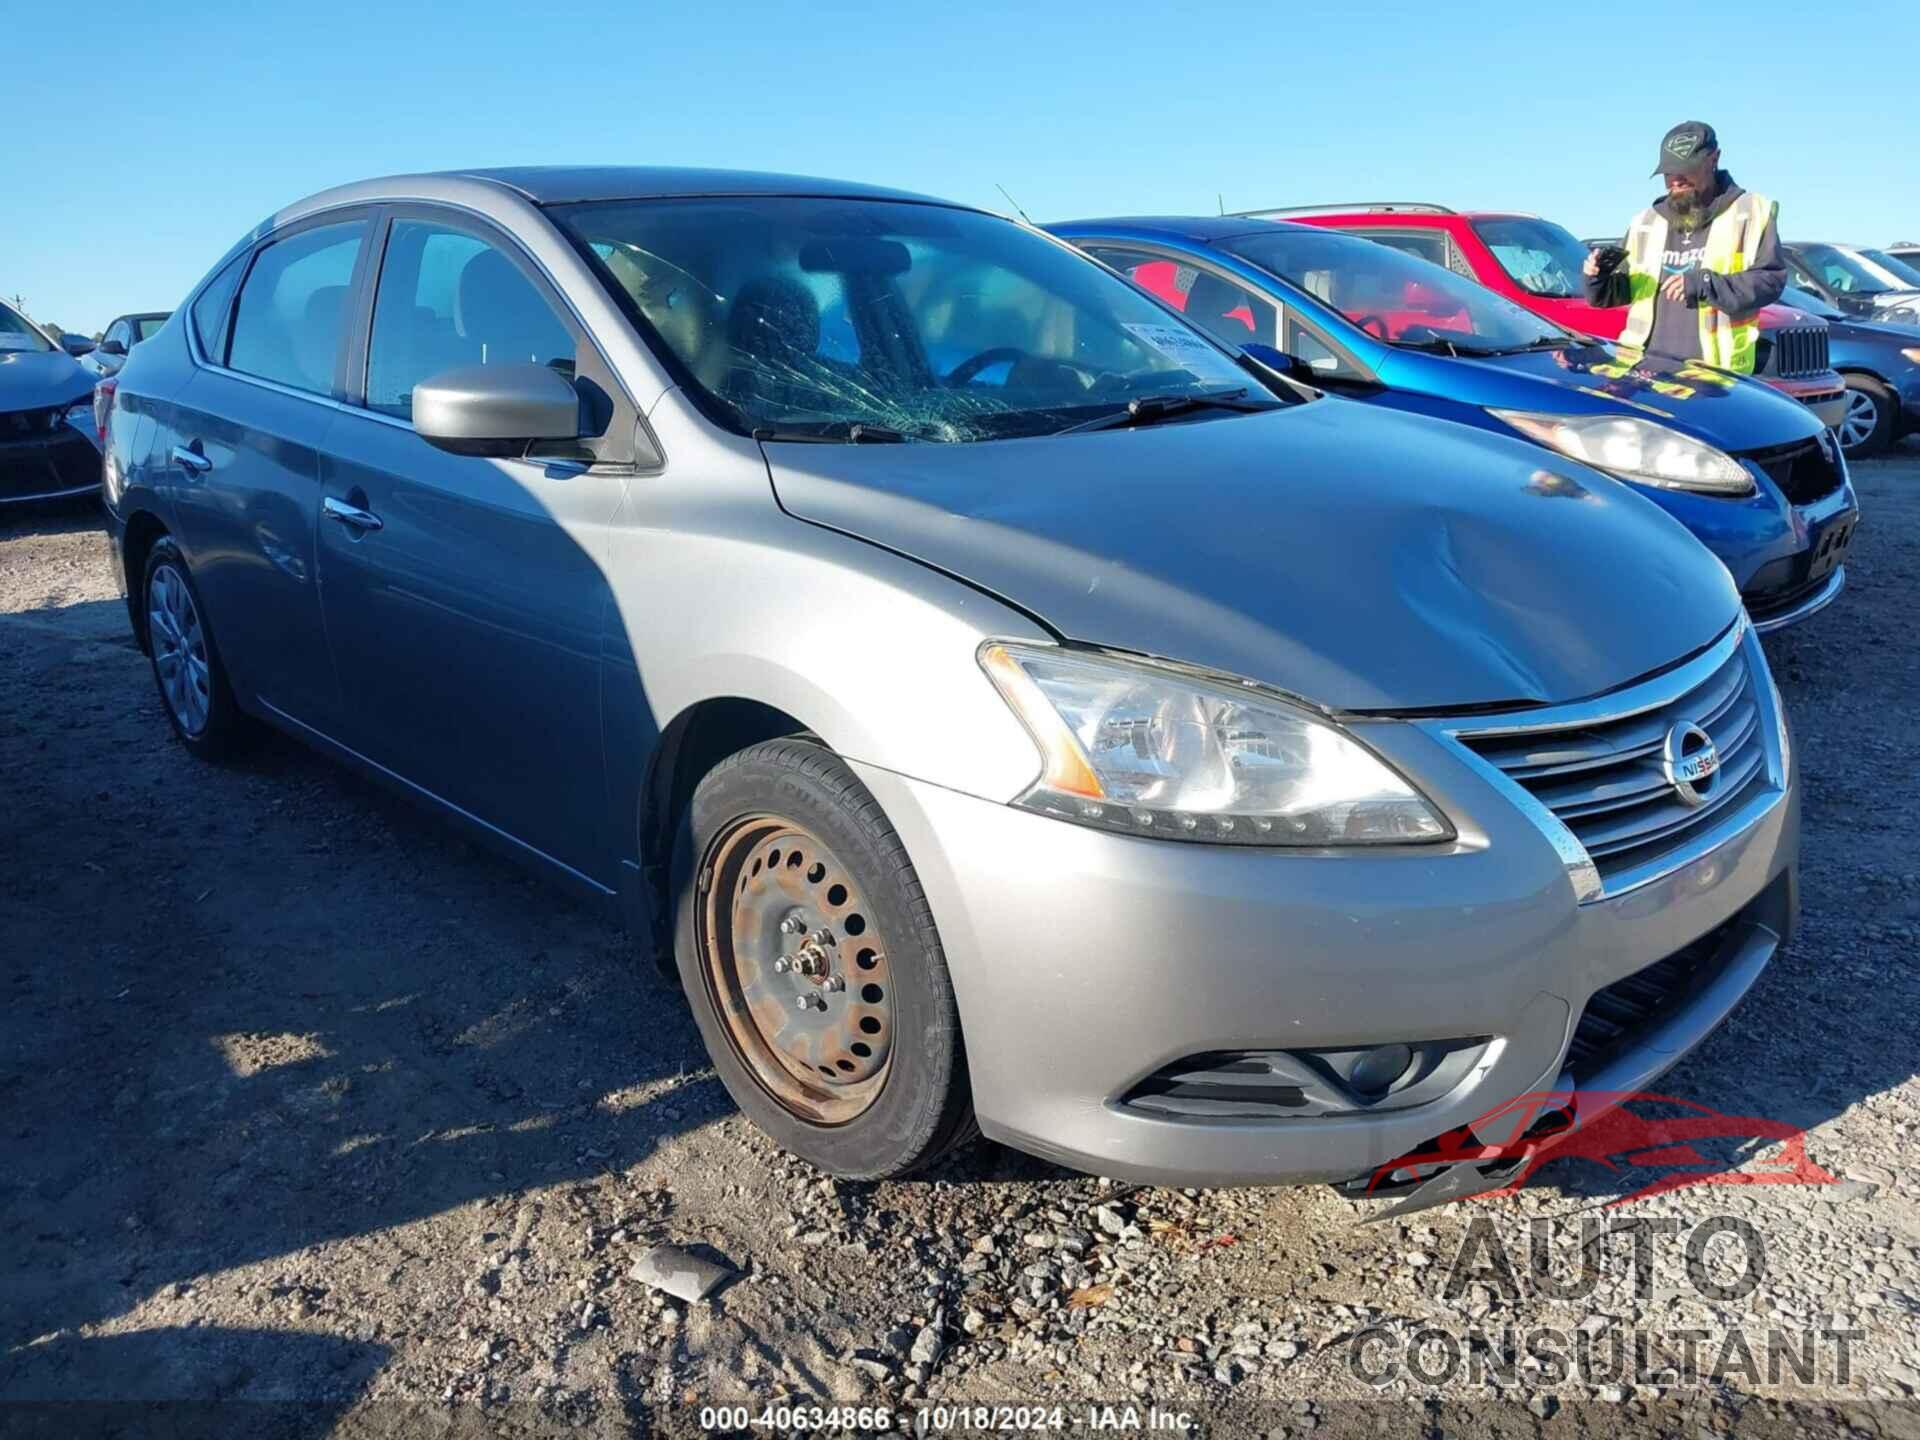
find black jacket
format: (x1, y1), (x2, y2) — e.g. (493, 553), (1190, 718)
(1586, 171), (1787, 319)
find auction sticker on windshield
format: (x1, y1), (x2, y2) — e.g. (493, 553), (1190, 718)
(1122, 322), (1235, 371)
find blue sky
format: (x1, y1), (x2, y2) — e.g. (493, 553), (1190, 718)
(5, 0), (1911, 333)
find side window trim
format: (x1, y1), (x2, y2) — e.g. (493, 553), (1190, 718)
(1081, 241), (1280, 346)
(1081, 237), (1377, 385)
(187, 251), (247, 367)
(356, 201), (653, 469)
(1281, 310), (1375, 384)
(209, 205), (379, 403)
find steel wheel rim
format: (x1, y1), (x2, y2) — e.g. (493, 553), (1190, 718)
(696, 814), (895, 1124)
(148, 563), (210, 736)
(1838, 389), (1878, 448)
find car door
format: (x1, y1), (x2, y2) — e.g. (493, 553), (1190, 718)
(314, 207), (632, 886)
(159, 213), (371, 732)
(96, 318), (132, 375)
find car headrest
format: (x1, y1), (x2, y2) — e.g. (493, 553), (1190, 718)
(456, 249), (557, 351)
(728, 276), (821, 359)
(1184, 272), (1254, 330)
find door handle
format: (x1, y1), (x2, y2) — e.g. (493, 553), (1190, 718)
(171, 444), (211, 475)
(323, 495), (384, 533)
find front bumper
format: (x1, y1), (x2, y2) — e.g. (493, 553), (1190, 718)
(0, 420), (101, 504)
(1762, 373), (1847, 430)
(856, 629), (1797, 1187)
(1741, 480), (1857, 632)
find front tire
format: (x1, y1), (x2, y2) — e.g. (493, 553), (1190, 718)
(1837, 375), (1895, 458)
(141, 537), (250, 760)
(672, 739), (976, 1179)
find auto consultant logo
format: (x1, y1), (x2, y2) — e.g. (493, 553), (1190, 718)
(1365, 1090), (1837, 1210)
(1348, 1212), (1866, 1394)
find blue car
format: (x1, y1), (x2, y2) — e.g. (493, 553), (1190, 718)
(1050, 217), (1858, 633)
(1778, 284), (1920, 457)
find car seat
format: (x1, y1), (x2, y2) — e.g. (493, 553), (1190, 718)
(296, 286), (348, 392)
(456, 250), (570, 370)
(723, 276), (827, 415)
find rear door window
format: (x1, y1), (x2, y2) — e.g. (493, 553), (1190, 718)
(1085, 247), (1279, 347)
(366, 219), (576, 419)
(190, 256), (245, 361)
(1346, 227), (1475, 280)
(226, 220), (368, 396)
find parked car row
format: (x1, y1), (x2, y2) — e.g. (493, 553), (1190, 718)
(1, 298), (104, 504)
(1054, 213), (1856, 632)
(1583, 226), (1920, 457)
(0, 302), (174, 505)
(86, 166), (1820, 1203)
(1228, 204), (1848, 429)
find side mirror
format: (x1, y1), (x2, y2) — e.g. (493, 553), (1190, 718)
(413, 363), (582, 457)
(97, 338), (127, 356)
(61, 334), (97, 356)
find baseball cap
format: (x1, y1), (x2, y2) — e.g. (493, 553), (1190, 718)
(1654, 122), (1720, 176)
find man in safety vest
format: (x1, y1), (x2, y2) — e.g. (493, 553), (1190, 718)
(1583, 121), (1786, 374)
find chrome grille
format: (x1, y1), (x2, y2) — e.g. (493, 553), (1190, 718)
(1447, 630), (1777, 898)
(1764, 325), (1829, 379)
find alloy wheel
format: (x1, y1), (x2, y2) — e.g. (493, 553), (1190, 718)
(148, 563), (211, 736)
(695, 814), (896, 1124)
(1837, 388), (1879, 452)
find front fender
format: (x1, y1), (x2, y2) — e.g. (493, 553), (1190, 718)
(601, 428), (1051, 844)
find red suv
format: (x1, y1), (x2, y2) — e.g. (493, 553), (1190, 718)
(1242, 204), (1847, 429)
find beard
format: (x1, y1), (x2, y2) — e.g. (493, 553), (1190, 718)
(1668, 193), (1710, 230)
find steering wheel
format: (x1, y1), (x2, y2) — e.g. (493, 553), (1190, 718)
(944, 346), (1031, 386)
(1351, 314), (1391, 340)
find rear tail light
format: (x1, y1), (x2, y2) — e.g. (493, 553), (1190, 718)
(94, 378), (117, 441)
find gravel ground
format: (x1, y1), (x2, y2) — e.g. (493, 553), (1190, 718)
(3, 446), (1917, 1439)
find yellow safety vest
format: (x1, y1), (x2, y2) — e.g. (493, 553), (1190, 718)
(1618, 190), (1776, 374)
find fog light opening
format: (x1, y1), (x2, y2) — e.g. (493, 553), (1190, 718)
(1348, 1043), (1415, 1097)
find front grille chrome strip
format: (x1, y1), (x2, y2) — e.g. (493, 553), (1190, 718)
(1423, 619), (1787, 904)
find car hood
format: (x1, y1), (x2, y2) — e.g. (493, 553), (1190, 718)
(0, 346), (93, 412)
(764, 398), (1739, 713)
(1828, 312), (1920, 345)
(1868, 291), (1920, 322)
(1379, 340), (1819, 450)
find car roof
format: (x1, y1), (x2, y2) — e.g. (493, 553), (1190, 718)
(1286, 210), (1532, 226)
(440, 165), (956, 208)
(116, 311), (170, 322)
(1046, 215), (1308, 244)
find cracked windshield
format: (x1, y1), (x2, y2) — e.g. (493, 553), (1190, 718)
(556, 196), (1264, 442)
(1469, 216), (1595, 299)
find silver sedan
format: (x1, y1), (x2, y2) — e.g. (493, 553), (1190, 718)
(100, 168), (1796, 1195)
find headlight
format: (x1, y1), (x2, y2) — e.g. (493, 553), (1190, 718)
(978, 643), (1451, 846)
(1490, 409), (1755, 495)
(1901, 347), (1920, 366)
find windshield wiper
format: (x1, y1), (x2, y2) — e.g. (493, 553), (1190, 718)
(752, 422), (912, 445)
(1390, 337), (1470, 357)
(1472, 336), (1576, 356)
(1052, 388), (1269, 436)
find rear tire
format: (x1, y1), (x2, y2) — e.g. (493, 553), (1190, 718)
(141, 537), (251, 761)
(1837, 375), (1895, 458)
(672, 738), (977, 1179)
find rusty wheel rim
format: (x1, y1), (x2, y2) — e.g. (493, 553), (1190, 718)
(697, 814), (895, 1124)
